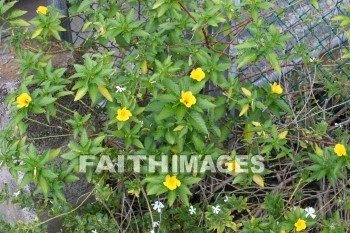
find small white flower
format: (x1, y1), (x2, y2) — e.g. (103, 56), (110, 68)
(91, 230), (97, 233)
(305, 207), (316, 219)
(13, 190), (20, 197)
(115, 86), (126, 93)
(140, 120), (144, 127)
(309, 57), (317, 62)
(150, 230), (155, 233)
(189, 205), (196, 215)
(152, 201), (164, 213)
(223, 195), (229, 202)
(334, 123), (342, 128)
(152, 221), (160, 228)
(212, 205), (221, 214)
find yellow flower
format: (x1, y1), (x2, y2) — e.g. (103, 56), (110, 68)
(116, 107), (132, 121)
(226, 160), (241, 175)
(334, 144), (347, 156)
(180, 91), (196, 108)
(16, 93), (32, 108)
(163, 175), (181, 190)
(36, 6), (47, 15)
(294, 219), (306, 232)
(190, 67), (205, 82)
(270, 82), (283, 94)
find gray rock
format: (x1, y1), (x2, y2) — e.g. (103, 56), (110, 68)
(0, 42), (34, 224)
(0, 40), (92, 233)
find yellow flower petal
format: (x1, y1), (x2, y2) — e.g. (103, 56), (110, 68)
(294, 219), (307, 232)
(270, 82), (283, 94)
(334, 143), (347, 156)
(226, 160), (241, 175)
(180, 91), (196, 108)
(16, 93), (32, 108)
(190, 68), (205, 82)
(163, 175), (181, 190)
(36, 6), (47, 15)
(116, 107), (132, 121)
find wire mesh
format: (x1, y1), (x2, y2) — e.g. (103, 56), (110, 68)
(63, 0), (350, 92)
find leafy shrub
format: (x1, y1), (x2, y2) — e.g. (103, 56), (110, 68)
(0, 0), (349, 232)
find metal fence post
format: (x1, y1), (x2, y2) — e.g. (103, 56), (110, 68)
(48, 0), (73, 43)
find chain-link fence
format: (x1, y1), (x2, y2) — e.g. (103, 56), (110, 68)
(237, 0), (350, 90)
(53, 0), (350, 92)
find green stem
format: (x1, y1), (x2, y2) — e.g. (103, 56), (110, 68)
(27, 134), (72, 141)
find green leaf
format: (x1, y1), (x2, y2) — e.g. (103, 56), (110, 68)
(40, 148), (61, 165)
(168, 190), (177, 206)
(197, 98), (216, 109)
(156, 94), (177, 103)
(77, 0), (94, 13)
(182, 176), (202, 185)
(163, 78), (180, 95)
(0, 1), (17, 15)
(61, 152), (78, 160)
(147, 184), (162, 195)
(156, 105), (175, 121)
(176, 105), (186, 121)
(39, 175), (49, 194)
(19, 172), (32, 189)
(81, 21), (92, 32)
(145, 101), (166, 112)
(265, 51), (281, 74)
(9, 19), (30, 27)
(237, 53), (257, 69)
(74, 86), (88, 101)
(274, 99), (291, 113)
(165, 130), (175, 145)
(53, 190), (66, 202)
(133, 139), (144, 149)
(64, 174), (80, 183)
(89, 84), (99, 105)
(32, 28), (43, 39)
(261, 145), (273, 154)
(235, 41), (258, 49)
(142, 176), (165, 184)
(189, 112), (209, 134)
(8, 9), (27, 19)
(189, 81), (206, 94)
(41, 169), (58, 179)
(243, 123), (254, 144)
(178, 186), (190, 206)
(310, 0), (319, 10)
(37, 97), (57, 106)
(152, 0), (165, 9)
(192, 133), (204, 152)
